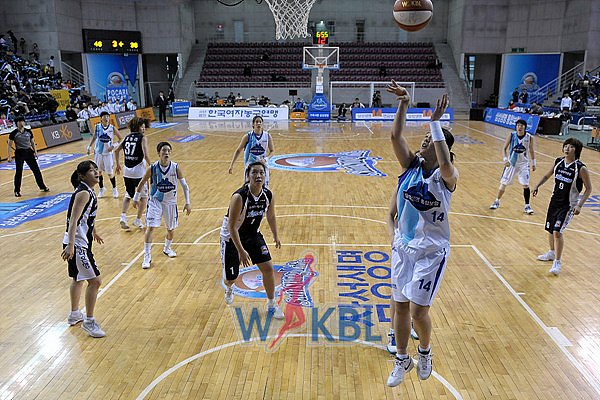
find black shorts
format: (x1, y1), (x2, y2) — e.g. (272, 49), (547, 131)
(220, 233), (271, 281)
(124, 177), (142, 199)
(544, 205), (574, 234)
(63, 244), (100, 281)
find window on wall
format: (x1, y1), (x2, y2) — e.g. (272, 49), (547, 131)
(327, 20), (335, 38)
(356, 20), (365, 43)
(466, 55), (475, 82)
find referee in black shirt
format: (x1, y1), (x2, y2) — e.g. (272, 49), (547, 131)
(7, 116), (49, 197)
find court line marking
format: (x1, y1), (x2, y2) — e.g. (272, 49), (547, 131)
(453, 122), (600, 176)
(470, 244), (600, 396)
(2, 205), (599, 239)
(135, 334), (464, 400)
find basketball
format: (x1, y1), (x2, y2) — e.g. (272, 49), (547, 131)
(393, 0), (434, 32)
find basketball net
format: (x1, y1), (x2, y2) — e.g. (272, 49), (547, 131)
(264, 0), (317, 40)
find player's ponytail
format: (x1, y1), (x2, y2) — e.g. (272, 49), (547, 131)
(71, 160), (98, 189)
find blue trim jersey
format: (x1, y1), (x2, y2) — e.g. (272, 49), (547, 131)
(94, 123), (116, 155)
(394, 157), (453, 250)
(149, 161), (179, 204)
(508, 131), (532, 166)
(243, 131), (269, 165)
(63, 182), (97, 249)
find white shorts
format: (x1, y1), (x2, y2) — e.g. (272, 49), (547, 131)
(146, 196), (178, 230)
(94, 153), (115, 175)
(500, 163), (530, 186)
(391, 244), (449, 307)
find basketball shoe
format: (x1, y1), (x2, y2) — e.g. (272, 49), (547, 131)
(163, 248), (177, 258)
(67, 310), (84, 326)
(537, 250), (555, 261)
(387, 355), (414, 387)
(224, 286), (234, 305)
(489, 199), (500, 209)
(417, 347), (432, 380)
(82, 319), (106, 338)
(549, 260), (562, 275)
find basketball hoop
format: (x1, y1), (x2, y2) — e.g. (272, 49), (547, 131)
(264, 0), (317, 40)
(317, 63), (325, 70)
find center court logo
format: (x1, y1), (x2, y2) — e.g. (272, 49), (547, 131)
(267, 150), (386, 177)
(230, 253), (382, 351)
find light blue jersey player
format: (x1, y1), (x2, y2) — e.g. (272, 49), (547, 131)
(133, 142), (192, 269)
(228, 115), (274, 187)
(86, 111), (123, 198)
(490, 119), (536, 214)
(384, 83), (458, 388)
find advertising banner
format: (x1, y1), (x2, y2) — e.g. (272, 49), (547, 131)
(85, 54), (140, 104)
(50, 90), (70, 111)
(484, 108), (540, 134)
(498, 53), (561, 107)
(307, 93), (331, 121)
(136, 107), (156, 121)
(115, 111), (136, 129)
(172, 101), (191, 116)
(352, 108), (454, 121)
(188, 107), (288, 120)
(40, 121), (82, 147)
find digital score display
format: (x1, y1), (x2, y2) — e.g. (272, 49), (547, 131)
(83, 29), (142, 54)
(313, 30), (329, 45)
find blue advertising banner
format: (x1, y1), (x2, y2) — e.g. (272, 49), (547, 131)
(352, 107), (454, 121)
(86, 54), (140, 104)
(484, 108), (540, 134)
(0, 193), (71, 228)
(499, 53), (561, 107)
(172, 101), (191, 116)
(307, 93), (331, 121)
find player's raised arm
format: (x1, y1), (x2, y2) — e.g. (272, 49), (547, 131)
(430, 94), (458, 190)
(386, 80), (415, 169)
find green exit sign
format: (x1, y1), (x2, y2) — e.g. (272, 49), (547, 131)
(511, 48), (525, 53)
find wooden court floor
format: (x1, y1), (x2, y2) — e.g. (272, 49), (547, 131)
(0, 119), (599, 399)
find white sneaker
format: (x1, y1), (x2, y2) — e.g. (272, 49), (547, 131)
(549, 260), (562, 275)
(417, 349), (433, 380)
(163, 248), (177, 258)
(537, 250), (555, 261)
(132, 219), (144, 229)
(386, 331), (397, 354)
(489, 200), (500, 209)
(267, 303), (285, 319)
(81, 319), (106, 338)
(386, 355), (414, 387)
(142, 254), (152, 269)
(410, 321), (420, 340)
(112, 188), (119, 198)
(119, 216), (129, 230)
(224, 286), (234, 305)
(67, 310), (84, 326)
(524, 204), (534, 214)
(98, 187), (106, 198)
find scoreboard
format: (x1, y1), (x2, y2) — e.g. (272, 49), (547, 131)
(83, 29), (142, 54)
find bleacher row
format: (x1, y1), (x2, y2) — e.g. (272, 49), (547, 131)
(199, 41), (443, 86)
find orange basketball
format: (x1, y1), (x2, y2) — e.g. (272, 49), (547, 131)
(393, 0), (433, 32)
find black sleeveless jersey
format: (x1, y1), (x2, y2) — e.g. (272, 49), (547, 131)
(550, 157), (585, 208)
(123, 132), (145, 168)
(64, 182), (97, 248)
(227, 185), (272, 238)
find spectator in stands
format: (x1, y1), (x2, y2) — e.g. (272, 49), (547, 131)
(243, 65), (252, 77)
(512, 88), (520, 103)
(372, 90), (383, 108)
(379, 66), (387, 78)
(0, 113), (12, 129)
(48, 56), (55, 75)
(559, 110), (571, 135)
(19, 37), (26, 55)
(155, 90), (168, 123)
(65, 105), (77, 121)
(7, 116), (50, 197)
(529, 102), (543, 115)
(127, 99), (136, 111)
(508, 100), (517, 110)
(236, 93), (243, 101)
(560, 92), (572, 111)
(7, 31), (18, 53)
(0, 35), (7, 52)
(261, 50), (271, 62)
(168, 88), (175, 104)
(351, 97), (365, 108)
(227, 92), (236, 106)
(292, 98), (304, 112)
(258, 96), (268, 107)
(519, 89), (528, 104)
(29, 42), (40, 61)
